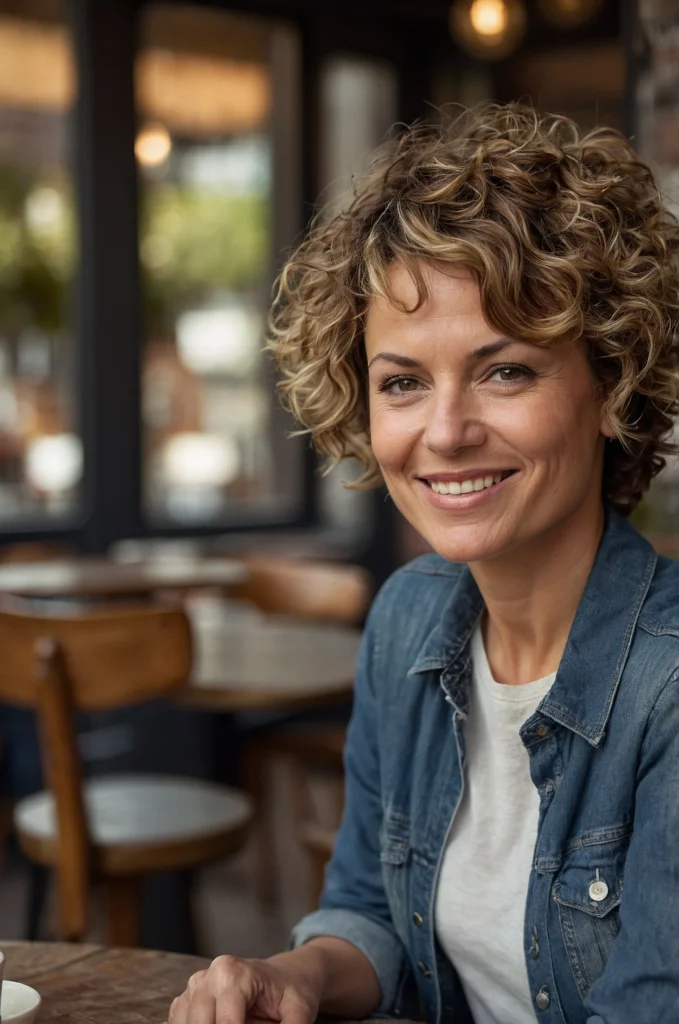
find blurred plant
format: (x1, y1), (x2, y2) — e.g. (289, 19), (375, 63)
(0, 161), (75, 334)
(140, 183), (269, 335)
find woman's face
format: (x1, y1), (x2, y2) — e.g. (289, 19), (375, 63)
(365, 262), (613, 564)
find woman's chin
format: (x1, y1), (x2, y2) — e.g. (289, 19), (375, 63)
(425, 527), (514, 566)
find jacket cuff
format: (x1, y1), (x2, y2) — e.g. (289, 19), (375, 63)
(291, 907), (407, 1016)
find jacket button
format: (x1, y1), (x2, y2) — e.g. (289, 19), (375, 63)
(535, 987), (550, 1010)
(589, 871), (609, 903)
(417, 961), (433, 978)
(413, 912), (423, 927)
(537, 724), (549, 738)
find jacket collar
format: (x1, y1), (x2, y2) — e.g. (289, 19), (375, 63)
(408, 509), (657, 747)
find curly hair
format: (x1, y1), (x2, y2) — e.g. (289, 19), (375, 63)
(268, 102), (679, 514)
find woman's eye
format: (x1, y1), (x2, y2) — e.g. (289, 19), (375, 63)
(379, 375), (421, 395)
(488, 364), (534, 384)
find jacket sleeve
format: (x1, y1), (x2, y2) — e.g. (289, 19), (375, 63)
(585, 670), (679, 1024)
(291, 591), (411, 1015)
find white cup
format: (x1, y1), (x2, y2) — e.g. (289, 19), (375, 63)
(0, 981), (41, 1024)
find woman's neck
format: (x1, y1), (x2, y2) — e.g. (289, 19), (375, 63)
(469, 503), (606, 685)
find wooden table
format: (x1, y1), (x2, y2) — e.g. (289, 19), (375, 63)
(1, 942), (414, 1024)
(0, 557), (248, 600)
(185, 609), (361, 712)
(2, 942), (206, 1023)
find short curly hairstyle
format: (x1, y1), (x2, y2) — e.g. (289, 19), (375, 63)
(268, 103), (679, 514)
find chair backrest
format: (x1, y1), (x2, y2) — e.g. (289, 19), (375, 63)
(0, 603), (192, 711)
(232, 558), (372, 624)
(0, 602), (192, 940)
(0, 541), (77, 564)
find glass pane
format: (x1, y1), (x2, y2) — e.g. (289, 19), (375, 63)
(317, 56), (398, 540)
(137, 4), (302, 525)
(0, 0), (80, 522)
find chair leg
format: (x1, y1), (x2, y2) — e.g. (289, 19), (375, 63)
(25, 863), (50, 940)
(242, 741), (277, 910)
(309, 848), (328, 910)
(105, 876), (143, 947)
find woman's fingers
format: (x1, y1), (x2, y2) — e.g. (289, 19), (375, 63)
(167, 954), (317, 1024)
(184, 991), (218, 1024)
(213, 987), (249, 1024)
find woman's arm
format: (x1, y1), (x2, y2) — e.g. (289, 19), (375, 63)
(584, 670), (679, 1023)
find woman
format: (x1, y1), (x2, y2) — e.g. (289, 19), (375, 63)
(169, 105), (679, 1024)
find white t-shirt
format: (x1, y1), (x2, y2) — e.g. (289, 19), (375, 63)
(434, 624), (556, 1024)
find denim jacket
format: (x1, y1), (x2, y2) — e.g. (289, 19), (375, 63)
(292, 510), (679, 1024)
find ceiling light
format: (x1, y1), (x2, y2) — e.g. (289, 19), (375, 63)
(470, 0), (509, 36)
(135, 123), (172, 167)
(450, 0), (527, 61)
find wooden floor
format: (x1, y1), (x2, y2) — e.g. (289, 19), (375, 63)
(0, 768), (313, 959)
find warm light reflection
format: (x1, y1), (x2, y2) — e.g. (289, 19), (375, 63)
(162, 432), (240, 488)
(135, 124), (172, 167)
(0, 16), (74, 110)
(470, 0), (508, 37)
(136, 50), (269, 136)
(450, 0), (526, 60)
(25, 434), (83, 493)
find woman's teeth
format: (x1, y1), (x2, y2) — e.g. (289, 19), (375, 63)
(429, 474), (504, 495)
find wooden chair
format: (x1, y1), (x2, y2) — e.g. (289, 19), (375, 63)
(231, 556), (372, 623)
(280, 725), (344, 908)
(234, 558), (371, 906)
(0, 541), (76, 564)
(0, 602), (253, 945)
(0, 541), (78, 878)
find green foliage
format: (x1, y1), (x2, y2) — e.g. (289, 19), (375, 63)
(0, 157), (270, 337)
(140, 184), (269, 333)
(0, 162), (75, 333)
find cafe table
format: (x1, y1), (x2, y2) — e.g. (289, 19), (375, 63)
(1, 942), (415, 1024)
(184, 604), (361, 712)
(0, 556), (248, 601)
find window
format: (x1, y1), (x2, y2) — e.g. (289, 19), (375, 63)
(317, 55), (398, 541)
(0, 0), (80, 522)
(136, 4), (302, 526)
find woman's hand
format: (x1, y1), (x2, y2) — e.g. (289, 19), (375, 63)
(168, 938), (381, 1024)
(168, 952), (321, 1024)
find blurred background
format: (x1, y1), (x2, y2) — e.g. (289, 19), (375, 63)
(0, 0), (677, 961)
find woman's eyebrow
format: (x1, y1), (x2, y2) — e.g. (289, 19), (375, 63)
(367, 353), (422, 370)
(367, 338), (517, 371)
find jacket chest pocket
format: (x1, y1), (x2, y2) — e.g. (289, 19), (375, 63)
(380, 813), (411, 939)
(552, 835), (629, 1000)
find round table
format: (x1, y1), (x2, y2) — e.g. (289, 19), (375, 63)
(2, 942), (207, 1024)
(184, 610), (361, 712)
(1, 942), (412, 1024)
(0, 557), (248, 600)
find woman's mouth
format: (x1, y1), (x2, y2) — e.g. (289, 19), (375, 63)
(423, 470), (516, 496)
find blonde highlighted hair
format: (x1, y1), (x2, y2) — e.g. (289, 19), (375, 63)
(268, 103), (679, 513)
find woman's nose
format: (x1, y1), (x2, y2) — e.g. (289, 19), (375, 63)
(422, 390), (485, 456)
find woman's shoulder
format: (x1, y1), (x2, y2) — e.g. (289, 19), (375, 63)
(375, 553), (464, 608)
(366, 553), (465, 649)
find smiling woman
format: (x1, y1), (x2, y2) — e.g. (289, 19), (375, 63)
(169, 104), (679, 1024)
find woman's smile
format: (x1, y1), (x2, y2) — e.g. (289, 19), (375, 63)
(418, 469), (517, 509)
